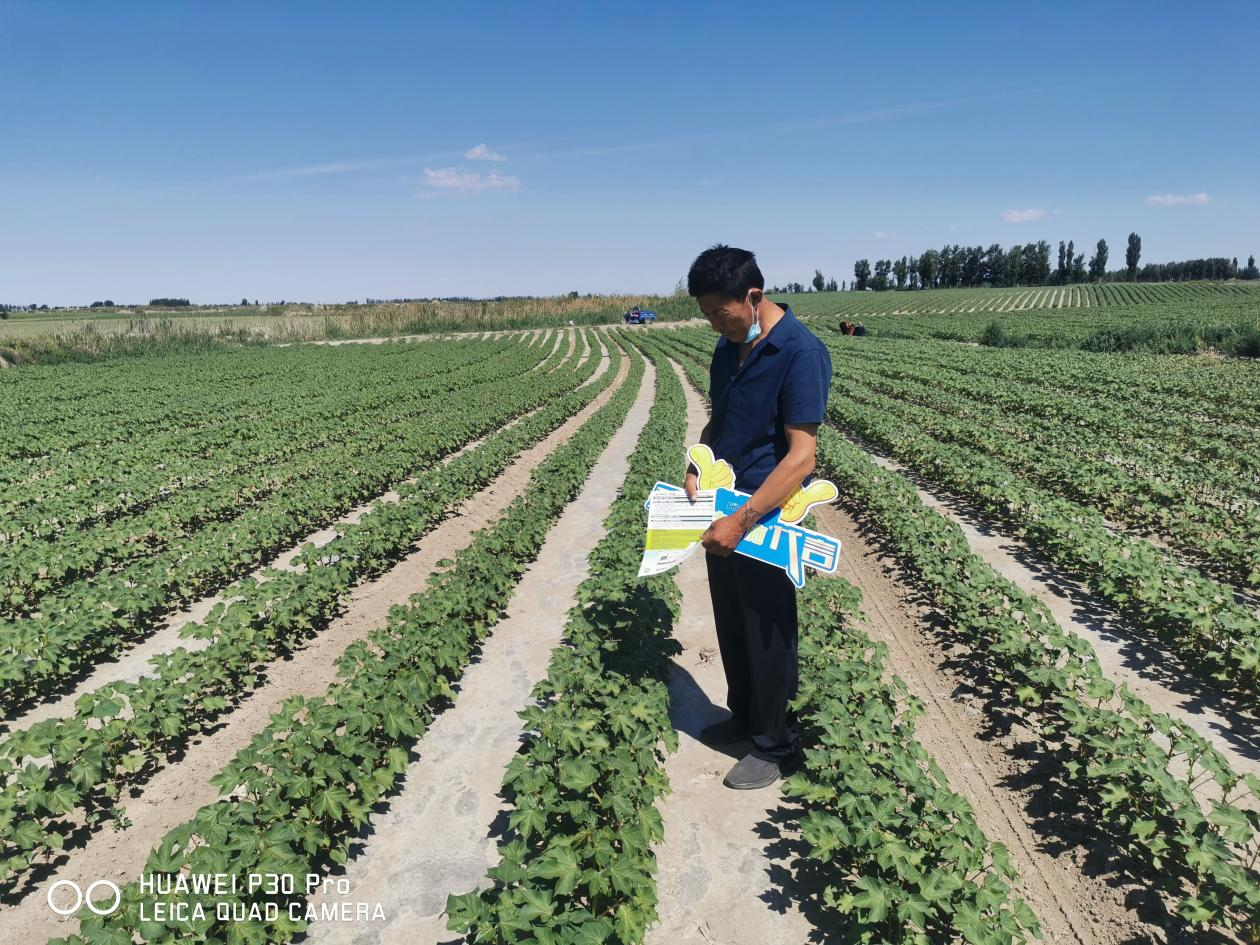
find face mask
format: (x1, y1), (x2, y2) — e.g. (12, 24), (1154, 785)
(742, 297), (761, 344)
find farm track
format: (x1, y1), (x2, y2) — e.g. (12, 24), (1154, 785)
(646, 359), (814, 945)
(3, 340), (629, 943)
(301, 359), (655, 944)
(1, 333), (607, 737)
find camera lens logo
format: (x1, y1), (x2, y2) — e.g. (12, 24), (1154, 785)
(47, 879), (122, 916)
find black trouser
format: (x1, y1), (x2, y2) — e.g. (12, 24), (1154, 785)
(705, 551), (800, 763)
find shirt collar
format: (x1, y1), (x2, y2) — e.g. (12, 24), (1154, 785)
(760, 304), (796, 351)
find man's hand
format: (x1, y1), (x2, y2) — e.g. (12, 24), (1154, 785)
(684, 470), (699, 503)
(701, 513), (746, 556)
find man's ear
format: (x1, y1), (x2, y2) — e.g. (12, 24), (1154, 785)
(747, 288), (763, 307)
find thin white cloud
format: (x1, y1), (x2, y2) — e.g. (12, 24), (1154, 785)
(1001, 208), (1046, 223)
(228, 151), (462, 183)
(1146, 192), (1210, 206)
(873, 230), (889, 240)
(421, 167), (521, 194)
(465, 143), (507, 161)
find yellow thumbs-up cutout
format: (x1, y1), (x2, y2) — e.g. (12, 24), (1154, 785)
(687, 444), (736, 490)
(778, 479), (839, 524)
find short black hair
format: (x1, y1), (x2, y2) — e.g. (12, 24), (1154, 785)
(687, 244), (764, 300)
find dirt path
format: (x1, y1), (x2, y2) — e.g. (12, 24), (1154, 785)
(3, 338), (594, 737)
(645, 360), (815, 945)
(299, 361), (657, 945)
(809, 501), (1150, 945)
(8, 353), (629, 945)
(859, 450), (1260, 779)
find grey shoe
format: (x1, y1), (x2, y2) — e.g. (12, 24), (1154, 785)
(698, 717), (748, 746)
(723, 752), (798, 790)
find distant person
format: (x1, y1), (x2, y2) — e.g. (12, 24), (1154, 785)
(685, 244), (833, 790)
(840, 319), (854, 336)
(854, 322), (867, 336)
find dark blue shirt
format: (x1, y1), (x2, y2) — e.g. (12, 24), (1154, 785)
(708, 306), (832, 492)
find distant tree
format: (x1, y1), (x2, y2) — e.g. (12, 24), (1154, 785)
(89, 300), (115, 308)
(872, 259), (892, 291)
(917, 250), (940, 289)
(825, 277), (838, 292)
(567, 290), (579, 298)
(149, 297), (190, 307)
(1057, 240), (1068, 283)
(1088, 239), (1109, 281)
(812, 269), (826, 292)
(1243, 255), (1260, 280)
(983, 244), (1006, 286)
(1070, 251), (1087, 283)
(240, 297), (249, 306)
(1126, 232), (1142, 281)
(853, 259), (872, 291)
(893, 256), (908, 289)
(841, 280), (847, 291)
(961, 246), (983, 287)
(1006, 244), (1024, 286)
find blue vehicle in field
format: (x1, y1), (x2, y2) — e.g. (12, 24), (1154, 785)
(623, 306), (657, 325)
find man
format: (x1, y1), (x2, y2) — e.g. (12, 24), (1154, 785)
(683, 244), (833, 790)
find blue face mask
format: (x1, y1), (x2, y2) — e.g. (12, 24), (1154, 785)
(742, 299), (761, 344)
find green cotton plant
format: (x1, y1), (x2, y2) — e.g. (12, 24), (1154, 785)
(785, 578), (1041, 945)
(818, 342), (1260, 591)
(0, 341), (569, 711)
(446, 338), (686, 945)
(0, 341), (510, 611)
(51, 338), (643, 945)
(819, 377), (1260, 700)
(0, 339), (611, 891)
(804, 421), (1260, 940)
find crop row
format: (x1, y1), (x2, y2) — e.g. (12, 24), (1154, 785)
(810, 326), (1260, 466)
(812, 326), (1260, 475)
(0, 338), (504, 470)
(660, 332), (1260, 939)
(0, 344), (556, 615)
(0, 340), (510, 525)
(825, 359), (1260, 590)
(821, 381), (1260, 700)
(447, 336), (686, 944)
(53, 337), (646, 945)
(0, 340), (616, 890)
(0, 340), (582, 709)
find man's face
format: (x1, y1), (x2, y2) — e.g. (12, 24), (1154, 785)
(696, 291), (757, 343)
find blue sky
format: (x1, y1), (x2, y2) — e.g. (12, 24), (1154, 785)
(2, 0), (1257, 305)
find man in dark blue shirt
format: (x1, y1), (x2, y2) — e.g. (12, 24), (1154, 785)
(683, 244), (833, 790)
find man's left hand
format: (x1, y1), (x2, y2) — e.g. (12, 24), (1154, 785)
(701, 514), (746, 556)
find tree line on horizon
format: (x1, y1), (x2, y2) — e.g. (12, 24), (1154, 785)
(772, 233), (1260, 292)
